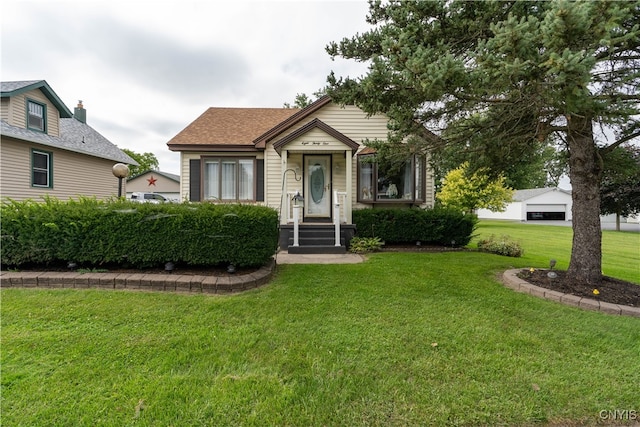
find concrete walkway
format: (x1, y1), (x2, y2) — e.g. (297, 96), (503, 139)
(275, 251), (365, 264)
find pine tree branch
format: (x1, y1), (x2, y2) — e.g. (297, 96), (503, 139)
(601, 130), (640, 154)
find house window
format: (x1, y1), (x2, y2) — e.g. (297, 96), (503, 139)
(27, 100), (46, 132)
(203, 158), (254, 201)
(358, 154), (425, 203)
(32, 149), (52, 188)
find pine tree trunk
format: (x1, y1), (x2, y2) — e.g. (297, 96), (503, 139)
(566, 116), (603, 286)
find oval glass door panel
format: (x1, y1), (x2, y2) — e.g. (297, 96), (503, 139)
(310, 163), (325, 204)
(304, 155), (331, 218)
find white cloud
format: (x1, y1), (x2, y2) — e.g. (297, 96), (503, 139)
(1, 0), (371, 174)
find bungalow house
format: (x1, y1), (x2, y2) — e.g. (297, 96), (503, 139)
(477, 187), (573, 221)
(167, 96), (435, 253)
(126, 170), (180, 202)
(1, 80), (137, 202)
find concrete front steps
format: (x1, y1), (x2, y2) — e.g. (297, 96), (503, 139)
(279, 223), (356, 255)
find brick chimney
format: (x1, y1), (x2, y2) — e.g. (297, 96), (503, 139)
(74, 100), (86, 123)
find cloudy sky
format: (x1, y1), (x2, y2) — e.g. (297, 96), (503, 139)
(2, 0), (372, 174)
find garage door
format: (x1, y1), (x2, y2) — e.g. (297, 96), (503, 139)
(526, 204), (566, 220)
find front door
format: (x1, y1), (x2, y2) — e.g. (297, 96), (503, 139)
(304, 155), (331, 221)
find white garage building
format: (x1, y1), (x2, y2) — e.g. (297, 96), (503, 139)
(477, 187), (573, 221)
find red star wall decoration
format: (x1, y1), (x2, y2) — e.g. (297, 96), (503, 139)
(147, 175), (157, 186)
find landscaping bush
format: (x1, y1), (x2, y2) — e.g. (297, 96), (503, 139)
(0, 197), (279, 268)
(348, 236), (384, 254)
(352, 207), (477, 246)
(477, 234), (524, 257)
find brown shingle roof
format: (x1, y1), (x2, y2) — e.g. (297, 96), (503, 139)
(167, 107), (300, 150)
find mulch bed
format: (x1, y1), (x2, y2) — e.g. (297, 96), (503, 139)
(517, 269), (640, 307)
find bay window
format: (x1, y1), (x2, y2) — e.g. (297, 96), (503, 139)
(358, 154), (425, 203)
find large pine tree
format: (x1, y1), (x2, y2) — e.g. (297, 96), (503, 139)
(327, 0), (640, 285)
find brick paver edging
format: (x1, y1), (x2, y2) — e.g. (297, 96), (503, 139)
(502, 269), (640, 318)
(0, 259), (275, 294)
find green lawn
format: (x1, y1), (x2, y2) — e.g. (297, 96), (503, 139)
(474, 220), (640, 283)
(2, 220), (639, 426)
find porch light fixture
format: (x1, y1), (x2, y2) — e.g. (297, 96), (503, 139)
(293, 191), (304, 206)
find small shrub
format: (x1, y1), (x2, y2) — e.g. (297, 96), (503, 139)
(349, 236), (384, 254)
(477, 235), (524, 257)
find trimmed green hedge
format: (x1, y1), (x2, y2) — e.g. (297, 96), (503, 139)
(1, 197), (278, 268)
(353, 207), (477, 246)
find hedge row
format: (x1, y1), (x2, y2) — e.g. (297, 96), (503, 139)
(1, 197), (279, 269)
(352, 207), (477, 246)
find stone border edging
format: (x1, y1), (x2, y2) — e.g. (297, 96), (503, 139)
(502, 269), (640, 318)
(0, 259), (275, 294)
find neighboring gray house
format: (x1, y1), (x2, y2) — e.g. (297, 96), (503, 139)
(1, 80), (137, 201)
(477, 187), (573, 221)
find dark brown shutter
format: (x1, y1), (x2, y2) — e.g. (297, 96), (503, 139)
(256, 159), (264, 202)
(189, 159), (201, 202)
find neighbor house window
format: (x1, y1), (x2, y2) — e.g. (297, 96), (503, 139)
(32, 149), (52, 188)
(357, 154), (425, 203)
(203, 158), (254, 201)
(27, 100), (46, 132)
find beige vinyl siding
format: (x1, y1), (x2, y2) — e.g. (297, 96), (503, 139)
(331, 152), (347, 193)
(1, 98), (9, 121)
(3, 89), (61, 137)
(312, 104), (391, 143)
(180, 152), (196, 200)
(265, 144), (283, 212)
(1, 138), (119, 201)
(4, 94), (28, 128)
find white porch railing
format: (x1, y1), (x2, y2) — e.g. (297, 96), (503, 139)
(285, 191), (348, 224)
(333, 191), (341, 246)
(334, 191), (347, 224)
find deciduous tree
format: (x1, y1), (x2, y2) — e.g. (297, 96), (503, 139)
(121, 148), (159, 178)
(437, 162), (514, 214)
